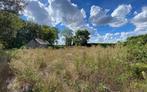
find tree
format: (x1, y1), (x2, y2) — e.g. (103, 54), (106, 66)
(24, 22), (42, 39)
(0, 0), (26, 14)
(15, 21), (42, 48)
(0, 11), (24, 48)
(62, 28), (73, 46)
(65, 36), (73, 46)
(74, 29), (90, 46)
(15, 22), (58, 48)
(40, 25), (58, 46)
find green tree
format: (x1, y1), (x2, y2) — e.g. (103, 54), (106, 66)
(15, 22), (58, 48)
(65, 36), (73, 46)
(40, 25), (58, 46)
(0, 11), (24, 49)
(15, 21), (42, 48)
(74, 29), (90, 46)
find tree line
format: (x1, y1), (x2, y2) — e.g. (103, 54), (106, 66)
(0, 0), (90, 49)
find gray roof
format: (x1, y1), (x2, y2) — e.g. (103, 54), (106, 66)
(35, 38), (49, 45)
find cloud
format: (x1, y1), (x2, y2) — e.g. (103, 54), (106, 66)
(81, 8), (87, 18)
(89, 32), (123, 43)
(109, 4), (132, 27)
(23, 0), (54, 25)
(89, 31), (147, 43)
(90, 5), (112, 26)
(132, 7), (147, 31)
(51, 0), (84, 25)
(111, 4), (132, 18)
(90, 4), (132, 27)
(24, 1), (132, 30)
(23, 0), (86, 30)
(23, 1), (147, 43)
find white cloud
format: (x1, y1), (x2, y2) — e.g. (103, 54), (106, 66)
(81, 8), (87, 18)
(89, 31), (147, 43)
(23, 0), (87, 30)
(90, 5), (112, 26)
(111, 4), (132, 18)
(132, 7), (147, 31)
(134, 11), (138, 15)
(23, 1), (147, 43)
(90, 4), (132, 27)
(109, 4), (132, 27)
(23, 0), (54, 25)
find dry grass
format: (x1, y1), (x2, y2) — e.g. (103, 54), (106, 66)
(8, 46), (146, 92)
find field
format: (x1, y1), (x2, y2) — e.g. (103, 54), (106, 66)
(5, 46), (146, 92)
(1, 1), (147, 92)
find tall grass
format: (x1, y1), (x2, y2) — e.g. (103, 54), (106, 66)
(8, 46), (147, 92)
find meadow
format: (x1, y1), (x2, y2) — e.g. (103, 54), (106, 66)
(6, 45), (147, 92)
(0, 1), (147, 92)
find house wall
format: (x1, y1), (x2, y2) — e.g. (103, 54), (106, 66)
(27, 40), (37, 48)
(26, 40), (48, 48)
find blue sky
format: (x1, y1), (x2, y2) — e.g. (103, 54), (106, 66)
(23, 0), (147, 44)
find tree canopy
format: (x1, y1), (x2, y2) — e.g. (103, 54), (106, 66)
(0, 11), (59, 49)
(0, 11), (24, 48)
(74, 29), (90, 46)
(40, 25), (58, 45)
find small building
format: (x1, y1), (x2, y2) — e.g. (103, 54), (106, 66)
(26, 38), (49, 48)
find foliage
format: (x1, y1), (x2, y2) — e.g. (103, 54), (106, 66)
(122, 34), (147, 85)
(65, 36), (73, 46)
(40, 25), (58, 45)
(15, 22), (42, 48)
(74, 29), (90, 46)
(13, 22), (58, 48)
(125, 34), (147, 63)
(0, 11), (24, 49)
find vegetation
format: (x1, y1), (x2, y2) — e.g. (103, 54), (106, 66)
(125, 35), (147, 63)
(0, 11), (24, 49)
(40, 25), (58, 46)
(7, 45), (147, 92)
(15, 23), (59, 48)
(0, 11), (58, 49)
(74, 30), (90, 46)
(63, 29), (90, 46)
(3, 34), (147, 92)
(0, 0), (147, 92)
(9, 46), (128, 92)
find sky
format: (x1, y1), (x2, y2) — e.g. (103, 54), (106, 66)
(22, 0), (147, 44)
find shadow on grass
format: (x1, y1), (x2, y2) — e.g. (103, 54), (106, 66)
(0, 51), (13, 92)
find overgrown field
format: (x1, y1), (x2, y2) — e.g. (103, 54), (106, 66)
(8, 46), (147, 92)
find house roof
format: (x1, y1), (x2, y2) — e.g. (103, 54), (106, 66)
(35, 38), (49, 45)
